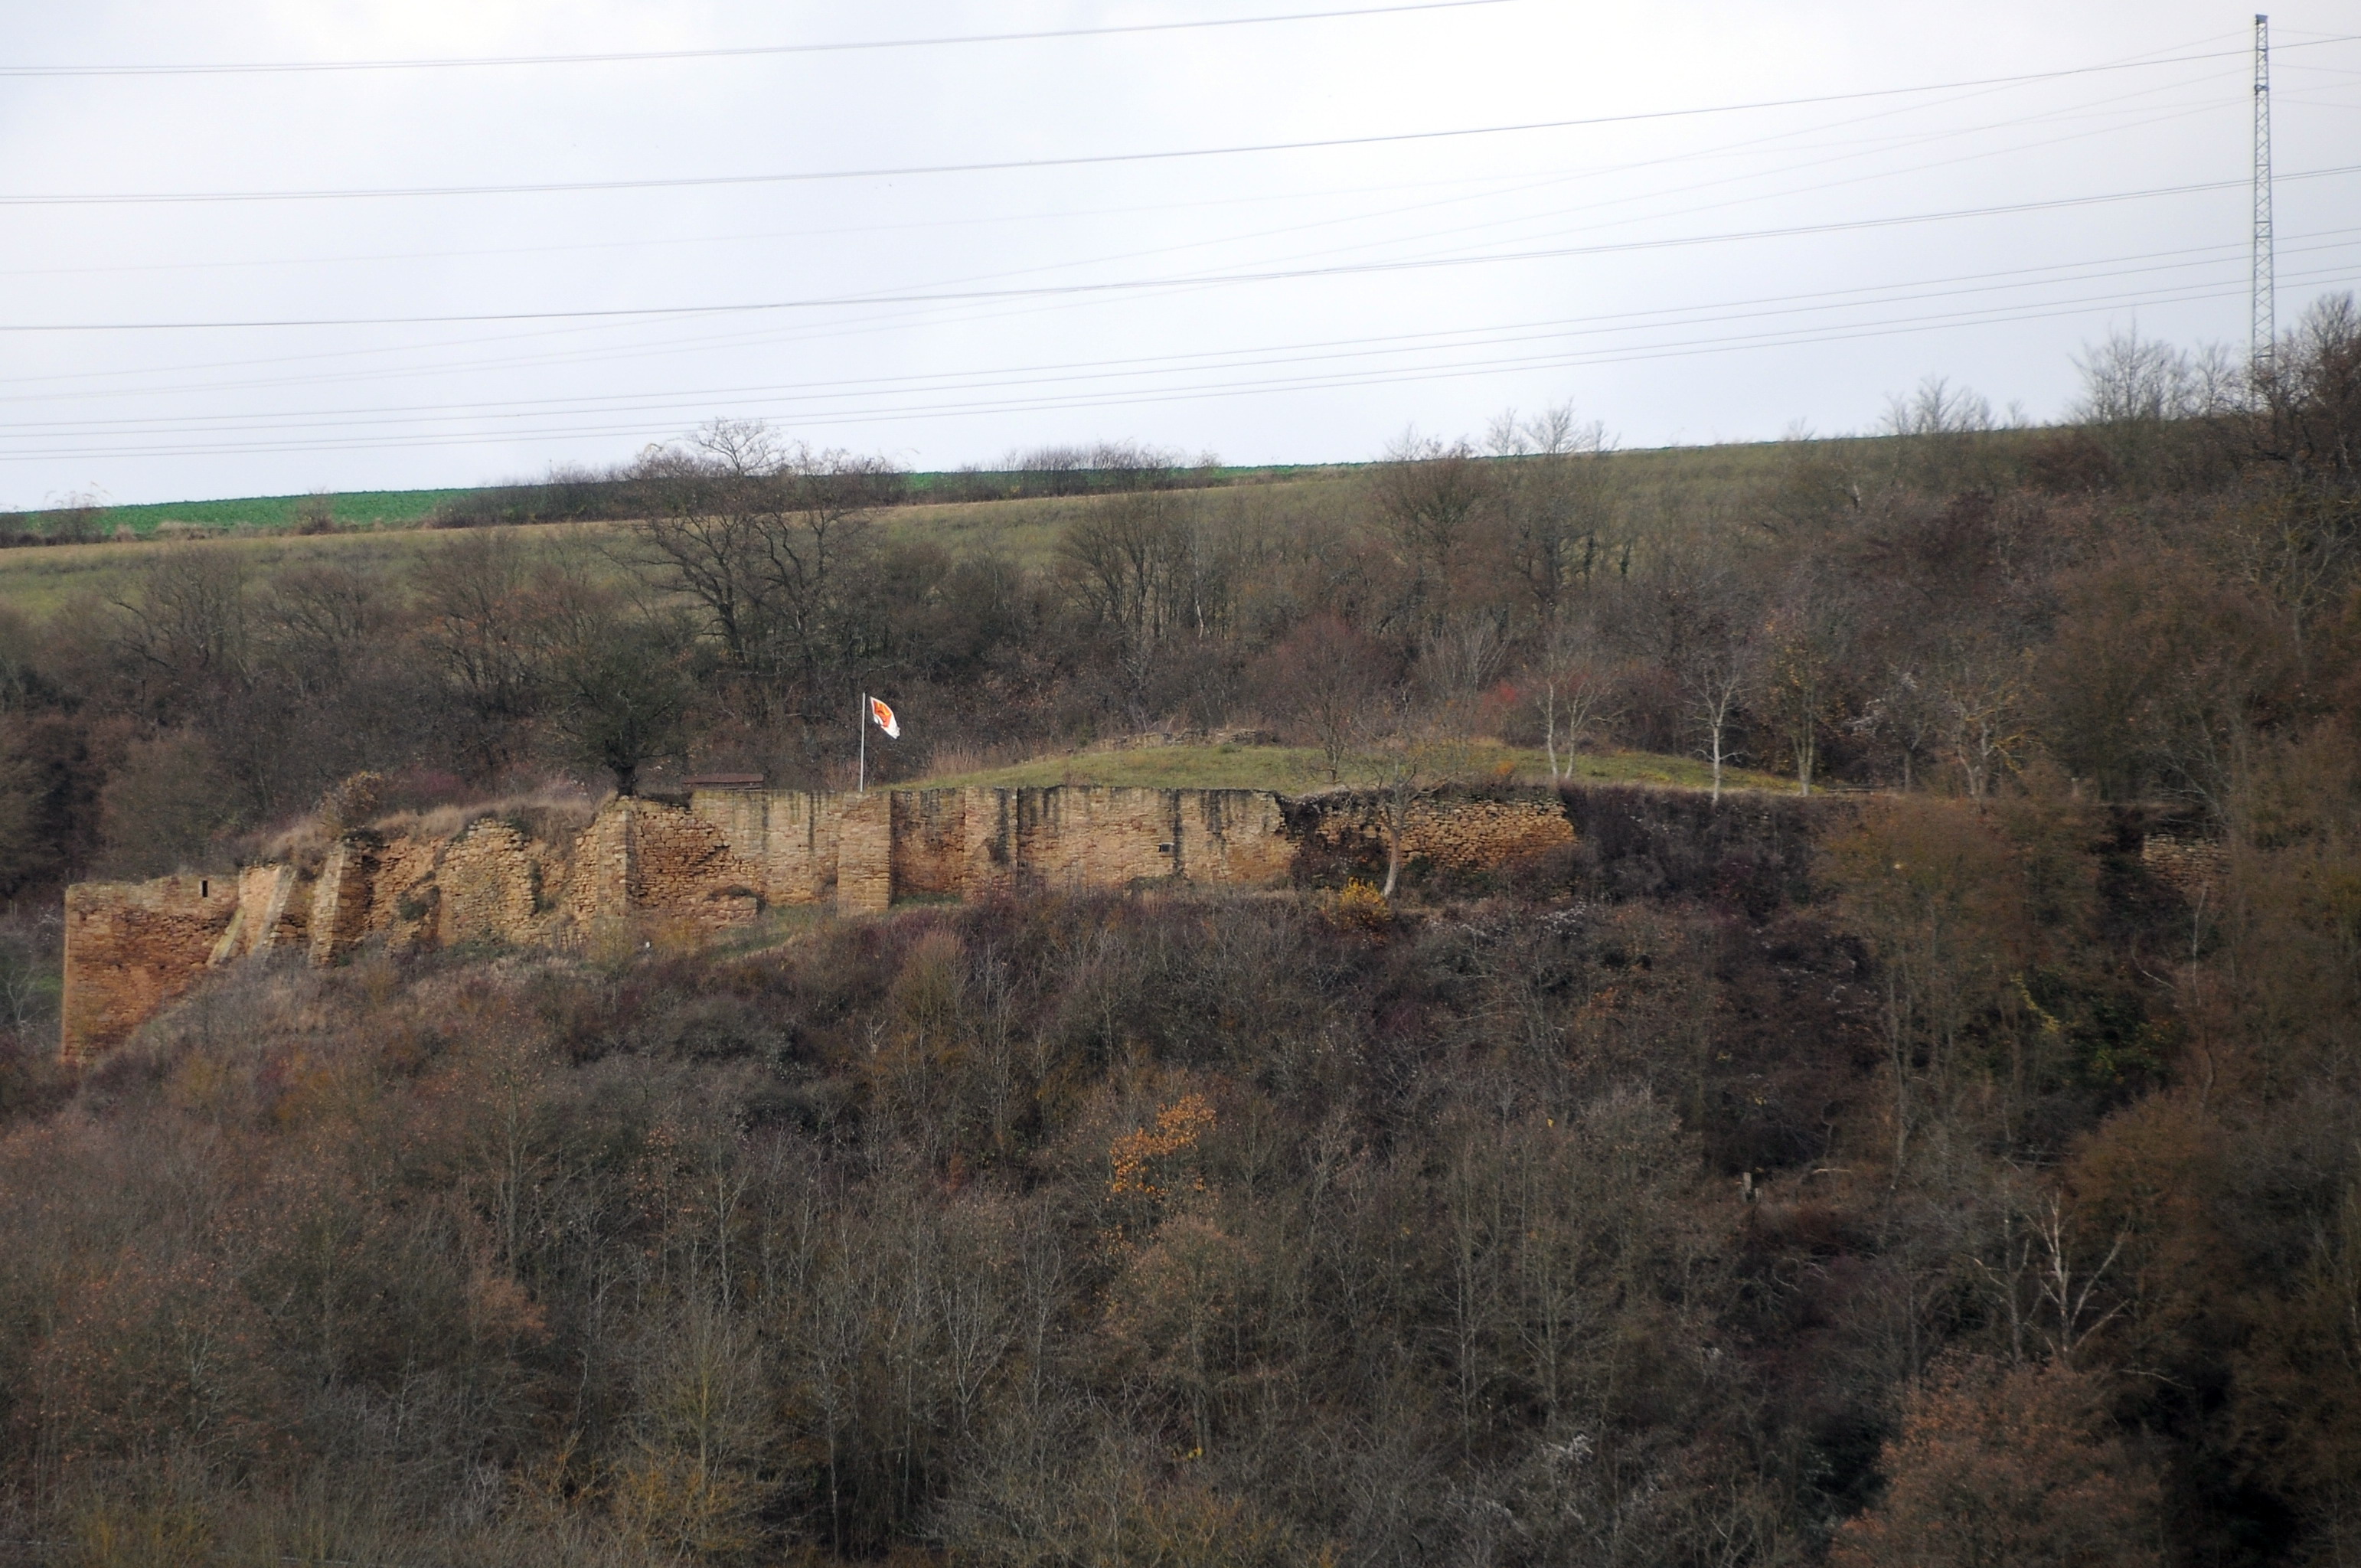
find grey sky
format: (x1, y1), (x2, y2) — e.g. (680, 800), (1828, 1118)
(2, 1), (2355, 508)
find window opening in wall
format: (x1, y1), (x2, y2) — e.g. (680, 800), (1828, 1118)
(200, 879), (209, 897)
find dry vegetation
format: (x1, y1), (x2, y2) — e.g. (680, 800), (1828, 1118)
(0, 301), (2357, 1565)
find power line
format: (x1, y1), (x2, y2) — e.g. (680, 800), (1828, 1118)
(7, 164), (2353, 334)
(22, 234), (2352, 433)
(0, 1), (1517, 79)
(12, 258), (2356, 462)
(5, 44), (2346, 209)
(14, 230), (2358, 433)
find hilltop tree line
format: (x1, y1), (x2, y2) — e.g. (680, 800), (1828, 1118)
(2, 299), (2356, 903)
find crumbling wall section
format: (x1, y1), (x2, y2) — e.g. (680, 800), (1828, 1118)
(1176, 789), (1295, 884)
(210, 864), (305, 965)
(364, 836), (445, 951)
(1296, 790), (1576, 871)
(308, 835), (380, 965)
(691, 788), (841, 905)
(61, 876), (239, 1062)
(436, 819), (551, 948)
(958, 787), (1163, 894)
(624, 800), (766, 930)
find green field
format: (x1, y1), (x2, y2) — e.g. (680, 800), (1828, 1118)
(24, 487), (480, 535)
(5, 464), (1363, 540)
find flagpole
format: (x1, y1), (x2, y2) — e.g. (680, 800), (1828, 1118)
(857, 692), (867, 795)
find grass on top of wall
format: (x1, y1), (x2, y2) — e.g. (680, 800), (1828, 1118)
(905, 740), (1798, 796)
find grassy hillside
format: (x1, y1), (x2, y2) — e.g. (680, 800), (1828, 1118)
(0, 520), (607, 616)
(0, 432), (1888, 553)
(5, 462), (1369, 541)
(0, 472), (1371, 616)
(906, 738), (1796, 795)
(0, 433), (1832, 618)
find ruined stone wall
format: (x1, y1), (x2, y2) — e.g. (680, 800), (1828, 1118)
(624, 801), (766, 931)
(211, 864), (304, 965)
(366, 836), (446, 950)
(436, 819), (554, 948)
(62, 782), (1579, 1060)
(691, 789), (841, 906)
(61, 875), (239, 1062)
(958, 787), (1294, 897)
(1300, 791), (1576, 871)
(308, 836), (377, 965)
(563, 797), (767, 934)
(2142, 834), (2228, 900)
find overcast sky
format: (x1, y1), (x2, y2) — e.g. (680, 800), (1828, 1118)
(1, 1), (2356, 508)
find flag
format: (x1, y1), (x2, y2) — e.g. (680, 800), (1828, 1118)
(868, 696), (900, 739)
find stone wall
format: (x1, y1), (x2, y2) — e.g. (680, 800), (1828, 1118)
(436, 819), (554, 948)
(691, 788), (841, 905)
(61, 875), (240, 1062)
(622, 800), (766, 931)
(960, 786), (1295, 896)
(308, 835), (379, 965)
(836, 792), (893, 915)
(2142, 834), (2228, 900)
(211, 864), (303, 965)
(891, 789), (972, 900)
(61, 782), (1577, 1059)
(1298, 791), (1576, 871)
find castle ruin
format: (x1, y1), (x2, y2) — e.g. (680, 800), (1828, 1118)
(60, 782), (1576, 1063)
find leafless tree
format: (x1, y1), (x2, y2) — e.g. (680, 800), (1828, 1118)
(1527, 612), (1618, 784)
(1370, 430), (1494, 623)
(1931, 640), (2030, 800)
(1262, 614), (1386, 783)
(630, 419), (897, 736)
(1058, 490), (1228, 730)
(1487, 403), (1617, 618)
(414, 534), (550, 780)
(111, 547), (251, 723)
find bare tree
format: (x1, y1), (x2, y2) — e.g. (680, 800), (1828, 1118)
(1527, 612), (1618, 785)
(1058, 489), (1224, 730)
(542, 593), (697, 796)
(1682, 634), (1751, 805)
(111, 547), (251, 724)
(1931, 640), (2029, 800)
(1487, 403), (1616, 619)
(1754, 564), (1853, 795)
(1363, 684), (1431, 900)
(1416, 610), (1510, 746)
(630, 419), (897, 739)
(1370, 430), (1494, 623)
(1882, 374), (2002, 494)
(414, 534), (549, 781)
(1261, 614), (1386, 783)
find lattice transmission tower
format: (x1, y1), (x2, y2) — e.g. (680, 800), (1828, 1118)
(2253, 13), (2274, 374)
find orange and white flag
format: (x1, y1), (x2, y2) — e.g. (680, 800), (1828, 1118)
(868, 696), (901, 739)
